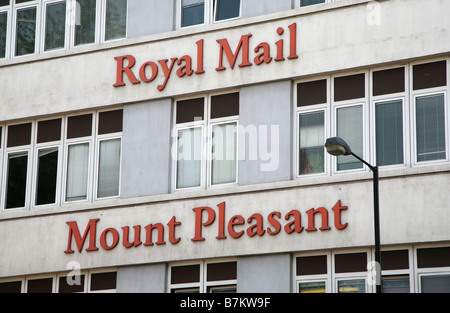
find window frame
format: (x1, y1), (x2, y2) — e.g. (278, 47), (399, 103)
(177, 0), (241, 29)
(1, 122), (34, 211)
(409, 58), (449, 167)
(41, 0), (69, 53)
(168, 258), (237, 293)
(0, 4), (11, 59)
(331, 71), (370, 175)
(12, 0), (40, 58)
(411, 90), (449, 166)
(369, 66), (409, 169)
(94, 133), (122, 201)
(294, 76), (331, 178)
(173, 91), (239, 192)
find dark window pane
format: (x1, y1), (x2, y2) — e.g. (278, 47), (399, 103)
(373, 67), (405, 96)
(0, 1), (10, 7)
(5, 152), (28, 209)
(417, 247), (450, 268)
(215, 0), (240, 21)
(90, 272), (117, 291)
(0, 281), (21, 293)
(335, 252), (367, 273)
(334, 74), (365, 102)
(297, 79), (327, 107)
(105, 0), (127, 41)
(7, 123), (31, 147)
(299, 111), (324, 175)
(45, 1), (66, 51)
(27, 278), (53, 293)
(0, 12), (7, 58)
(0, 127), (2, 148)
(376, 100), (404, 166)
(16, 0), (33, 3)
(416, 94), (446, 162)
(36, 148), (58, 206)
(296, 255), (327, 275)
(176, 98), (204, 123)
(300, 0), (325, 6)
(382, 277), (410, 293)
(67, 114), (93, 139)
(171, 264), (200, 284)
(58, 275), (85, 293)
(15, 7), (36, 56)
(75, 0), (96, 46)
(37, 119), (62, 143)
(413, 61), (447, 90)
(211, 93), (239, 119)
(182, 0), (204, 27)
(381, 250), (409, 270)
(98, 109), (123, 134)
(207, 262), (237, 282)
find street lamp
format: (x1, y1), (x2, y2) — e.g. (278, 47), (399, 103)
(325, 137), (382, 293)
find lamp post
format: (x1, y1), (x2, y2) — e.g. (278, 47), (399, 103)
(325, 137), (382, 294)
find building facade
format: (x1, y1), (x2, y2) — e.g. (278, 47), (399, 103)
(0, 0), (449, 293)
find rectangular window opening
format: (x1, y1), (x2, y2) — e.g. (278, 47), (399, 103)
(66, 143), (89, 202)
(15, 6), (37, 56)
(5, 151), (28, 209)
(105, 0), (127, 41)
(97, 138), (121, 198)
(44, 1), (66, 51)
(299, 111), (325, 175)
(36, 147), (58, 206)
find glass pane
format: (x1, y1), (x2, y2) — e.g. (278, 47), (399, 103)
(300, 0), (325, 6)
(376, 100), (404, 166)
(177, 128), (202, 189)
(421, 275), (450, 293)
(45, 1), (66, 51)
(211, 123), (237, 185)
(382, 277), (410, 293)
(97, 139), (121, 198)
(299, 281), (326, 293)
(105, 0), (127, 41)
(66, 143), (89, 201)
(338, 279), (365, 293)
(337, 105), (363, 170)
(0, 1), (10, 7)
(215, 0), (240, 21)
(299, 112), (324, 175)
(36, 148), (58, 205)
(0, 12), (6, 58)
(182, 0), (204, 27)
(90, 272), (117, 291)
(15, 6), (36, 56)
(416, 94), (446, 162)
(75, 0), (96, 46)
(27, 278), (53, 293)
(5, 152), (28, 209)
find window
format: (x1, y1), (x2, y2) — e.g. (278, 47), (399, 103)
(174, 92), (239, 190)
(0, 0), (127, 59)
(299, 0), (325, 7)
(417, 246), (450, 293)
(412, 60), (448, 164)
(295, 250), (371, 293)
(333, 73), (367, 172)
(34, 118), (62, 207)
(44, 0), (66, 51)
(104, 0), (127, 41)
(296, 79), (328, 176)
(3, 122), (32, 210)
(0, 8), (7, 58)
(169, 260), (237, 293)
(179, 0), (241, 28)
(14, 4), (37, 56)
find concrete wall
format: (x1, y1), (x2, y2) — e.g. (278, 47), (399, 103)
(241, 0), (293, 18)
(117, 263), (167, 293)
(121, 99), (173, 198)
(237, 254), (292, 293)
(127, 0), (175, 38)
(239, 80), (293, 185)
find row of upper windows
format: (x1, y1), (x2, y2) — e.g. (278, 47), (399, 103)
(0, 109), (123, 211)
(0, 0), (338, 60)
(0, 59), (447, 212)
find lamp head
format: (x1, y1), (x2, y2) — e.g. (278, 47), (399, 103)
(325, 137), (352, 156)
